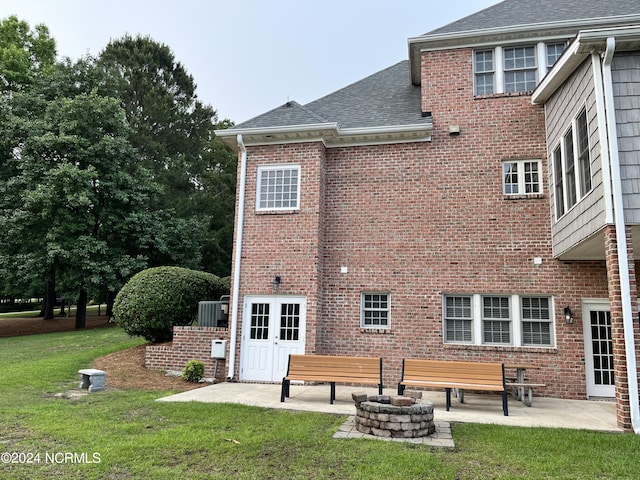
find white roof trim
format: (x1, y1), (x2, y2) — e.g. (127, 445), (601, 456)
(532, 25), (640, 104)
(215, 123), (432, 150)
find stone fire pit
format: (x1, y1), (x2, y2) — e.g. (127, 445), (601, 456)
(352, 392), (435, 439)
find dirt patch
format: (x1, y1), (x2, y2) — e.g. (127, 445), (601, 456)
(93, 343), (204, 392)
(0, 314), (114, 338)
(1, 315), (202, 392)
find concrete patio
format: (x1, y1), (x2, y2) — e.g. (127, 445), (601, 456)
(157, 382), (621, 432)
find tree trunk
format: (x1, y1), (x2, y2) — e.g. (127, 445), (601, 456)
(42, 270), (56, 320)
(106, 291), (116, 319)
(75, 289), (87, 329)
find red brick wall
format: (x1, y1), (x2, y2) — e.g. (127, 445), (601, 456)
(230, 142), (326, 366)
(145, 326), (230, 380)
(230, 47), (615, 400)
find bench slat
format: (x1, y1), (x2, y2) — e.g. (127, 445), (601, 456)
(398, 359), (508, 416)
(281, 354), (383, 404)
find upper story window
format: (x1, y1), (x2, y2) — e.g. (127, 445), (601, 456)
(503, 46), (537, 92)
(474, 50), (495, 95)
(502, 159), (541, 195)
(361, 292), (390, 328)
(256, 165), (300, 211)
(546, 43), (565, 67)
(474, 42), (566, 96)
(553, 108), (591, 220)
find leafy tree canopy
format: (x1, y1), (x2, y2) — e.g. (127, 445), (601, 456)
(0, 15), (56, 92)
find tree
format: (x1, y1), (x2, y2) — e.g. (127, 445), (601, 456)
(0, 15), (56, 92)
(1, 90), (166, 327)
(97, 35), (235, 276)
(98, 35), (217, 214)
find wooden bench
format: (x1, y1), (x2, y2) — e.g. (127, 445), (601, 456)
(280, 354), (383, 404)
(397, 359), (508, 416)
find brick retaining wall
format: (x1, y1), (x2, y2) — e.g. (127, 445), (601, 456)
(145, 326), (230, 381)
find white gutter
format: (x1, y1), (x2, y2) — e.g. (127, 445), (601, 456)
(227, 134), (247, 380)
(601, 37), (640, 433)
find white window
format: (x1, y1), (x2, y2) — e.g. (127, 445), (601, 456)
(521, 297), (553, 346)
(482, 296), (511, 344)
(474, 50), (495, 95)
(443, 294), (555, 347)
(256, 165), (300, 211)
(546, 43), (565, 67)
(502, 160), (541, 195)
(361, 293), (390, 328)
(444, 296), (472, 342)
(503, 46), (537, 93)
(474, 42), (566, 96)
(553, 108), (591, 220)
(576, 109), (591, 196)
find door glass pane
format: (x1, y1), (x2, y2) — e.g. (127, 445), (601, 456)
(280, 303), (300, 341)
(590, 311), (614, 386)
(250, 303), (269, 340)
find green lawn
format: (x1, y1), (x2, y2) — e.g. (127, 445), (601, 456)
(1, 329), (639, 479)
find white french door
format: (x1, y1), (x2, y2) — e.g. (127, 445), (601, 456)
(240, 296), (306, 382)
(582, 300), (615, 398)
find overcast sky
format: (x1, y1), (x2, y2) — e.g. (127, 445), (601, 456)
(2, 1), (500, 124)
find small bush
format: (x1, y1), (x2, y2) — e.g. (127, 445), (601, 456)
(182, 359), (205, 383)
(113, 266), (229, 342)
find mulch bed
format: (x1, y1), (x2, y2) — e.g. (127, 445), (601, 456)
(0, 314), (114, 337)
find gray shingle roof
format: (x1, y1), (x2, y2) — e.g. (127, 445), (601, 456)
(231, 60), (426, 131)
(428, 0), (640, 35)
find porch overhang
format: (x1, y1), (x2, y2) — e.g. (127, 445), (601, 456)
(556, 225), (640, 261)
(215, 122), (433, 151)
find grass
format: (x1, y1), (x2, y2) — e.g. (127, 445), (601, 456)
(1, 329), (640, 479)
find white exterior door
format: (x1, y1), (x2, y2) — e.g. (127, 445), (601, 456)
(582, 300), (615, 398)
(240, 296), (306, 382)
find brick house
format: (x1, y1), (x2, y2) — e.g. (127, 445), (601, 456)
(212, 0), (640, 430)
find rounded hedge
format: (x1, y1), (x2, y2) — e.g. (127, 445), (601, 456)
(113, 266), (230, 343)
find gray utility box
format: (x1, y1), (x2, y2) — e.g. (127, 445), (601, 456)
(211, 340), (227, 359)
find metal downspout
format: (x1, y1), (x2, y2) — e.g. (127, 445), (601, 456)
(227, 134), (247, 380)
(602, 37), (640, 433)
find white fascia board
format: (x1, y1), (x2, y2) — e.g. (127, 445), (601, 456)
(215, 122), (338, 138)
(532, 25), (640, 104)
(531, 39), (584, 104)
(217, 122), (432, 149)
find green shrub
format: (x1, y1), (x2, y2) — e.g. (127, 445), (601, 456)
(113, 266), (229, 342)
(182, 359), (205, 383)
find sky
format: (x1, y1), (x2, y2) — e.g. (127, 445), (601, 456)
(2, 1), (501, 125)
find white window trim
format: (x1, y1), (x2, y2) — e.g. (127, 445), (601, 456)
(502, 159), (543, 196)
(443, 294), (556, 348)
(256, 164), (301, 212)
(361, 292), (390, 329)
(552, 105), (591, 220)
(475, 41), (567, 96)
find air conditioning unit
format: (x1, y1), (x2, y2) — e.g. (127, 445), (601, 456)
(198, 301), (223, 327)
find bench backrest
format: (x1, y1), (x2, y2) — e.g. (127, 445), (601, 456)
(402, 359), (504, 389)
(286, 354), (382, 382)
